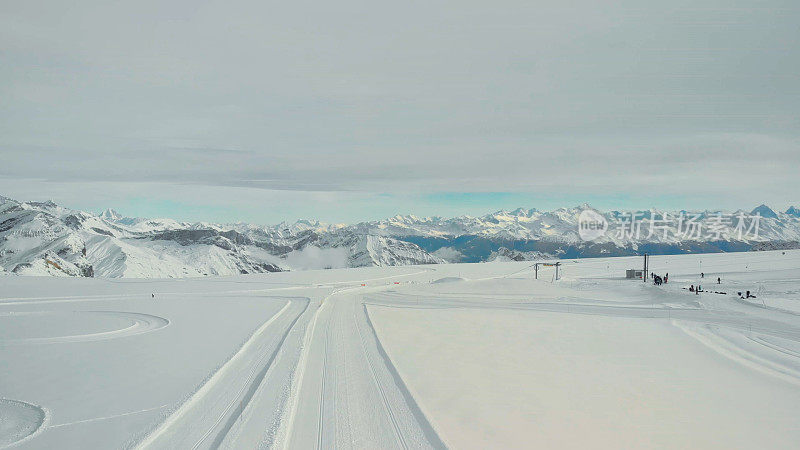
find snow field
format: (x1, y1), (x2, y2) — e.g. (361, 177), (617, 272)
(1, 250), (799, 448)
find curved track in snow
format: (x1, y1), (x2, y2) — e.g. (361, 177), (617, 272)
(0, 399), (47, 448)
(0, 310), (169, 345)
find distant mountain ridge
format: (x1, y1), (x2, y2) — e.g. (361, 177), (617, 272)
(1, 195), (799, 278)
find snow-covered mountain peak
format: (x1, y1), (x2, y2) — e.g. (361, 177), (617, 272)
(510, 207), (529, 216)
(3, 195), (800, 278)
(752, 204), (778, 219)
(100, 208), (123, 221)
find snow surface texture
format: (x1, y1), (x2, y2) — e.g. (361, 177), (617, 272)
(3, 195), (800, 278)
(0, 400), (46, 448)
(2, 249), (800, 448)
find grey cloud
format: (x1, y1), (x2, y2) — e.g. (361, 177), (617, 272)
(1, 0), (798, 219)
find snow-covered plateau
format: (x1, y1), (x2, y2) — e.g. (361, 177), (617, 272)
(2, 249), (800, 448)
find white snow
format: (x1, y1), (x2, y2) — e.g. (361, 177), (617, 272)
(5, 195), (800, 280)
(0, 400), (46, 448)
(2, 250), (800, 448)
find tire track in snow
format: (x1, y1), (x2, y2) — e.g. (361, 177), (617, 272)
(366, 292), (800, 342)
(316, 312), (332, 449)
(360, 303), (448, 450)
(673, 321), (800, 387)
(205, 298), (310, 449)
(278, 270), (444, 449)
(276, 290), (333, 449)
(48, 404), (169, 429)
(136, 298), (300, 449)
(353, 304), (408, 449)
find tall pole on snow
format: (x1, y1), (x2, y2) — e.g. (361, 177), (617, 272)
(643, 253), (648, 283)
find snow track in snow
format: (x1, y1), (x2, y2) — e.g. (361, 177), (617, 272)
(0, 311), (169, 345)
(674, 321), (800, 387)
(367, 283), (800, 393)
(136, 298), (307, 449)
(279, 288), (444, 449)
(361, 303), (447, 449)
(5, 252), (800, 449)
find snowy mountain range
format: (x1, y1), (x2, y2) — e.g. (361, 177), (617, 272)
(1, 195), (799, 278)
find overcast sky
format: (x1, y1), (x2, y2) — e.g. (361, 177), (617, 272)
(1, 0), (798, 224)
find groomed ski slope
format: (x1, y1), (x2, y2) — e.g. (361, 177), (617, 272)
(2, 250), (800, 448)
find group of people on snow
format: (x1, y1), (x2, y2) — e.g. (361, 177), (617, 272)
(689, 274), (722, 295)
(651, 272), (668, 285)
